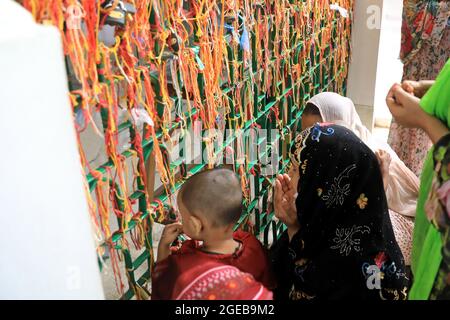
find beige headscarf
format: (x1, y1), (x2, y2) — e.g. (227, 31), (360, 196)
(307, 92), (419, 219)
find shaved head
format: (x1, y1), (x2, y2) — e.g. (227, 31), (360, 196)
(179, 168), (243, 227)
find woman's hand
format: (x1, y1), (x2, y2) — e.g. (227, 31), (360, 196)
(386, 83), (449, 144)
(386, 84), (425, 128)
(375, 150), (391, 191)
(402, 80), (434, 98)
(274, 174), (300, 241)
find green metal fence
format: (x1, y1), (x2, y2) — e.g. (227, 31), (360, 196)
(63, 1), (352, 299)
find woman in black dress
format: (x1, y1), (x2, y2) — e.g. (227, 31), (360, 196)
(270, 124), (409, 300)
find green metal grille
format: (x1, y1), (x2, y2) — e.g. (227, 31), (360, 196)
(82, 2), (353, 300)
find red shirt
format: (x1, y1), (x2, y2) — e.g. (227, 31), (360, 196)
(152, 230), (276, 299)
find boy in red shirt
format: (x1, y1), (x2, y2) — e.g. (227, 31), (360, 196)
(152, 168), (275, 299)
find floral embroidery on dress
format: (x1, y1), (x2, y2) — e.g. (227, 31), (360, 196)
(294, 258), (309, 283)
(374, 252), (388, 269)
(176, 265), (263, 300)
(364, 259), (405, 280)
(331, 225), (371, 256)
(301, 159), (308, 174)
(322, 164), (356, 208)
(428, 134), (450, 299)
(288, 247), (297, 260)
(437, 180), (450, 220)
(425, 179), (446, 229)
(291, 127), (312, 167)
(294, 265), (306, 282)
(426, 145), (450, 230)
(379, 287), (408, 301)
(311, 124), (335, 142)
(289, 285), (316, 300)
(357, 193), (368, 209)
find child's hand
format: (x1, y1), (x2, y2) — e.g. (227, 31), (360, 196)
(274, 174), (299, 241)
(157, 223), (183, 262)
(375, 150), (391, 190)
(375, 150), (391, 172)
(159, 223), (183, 246)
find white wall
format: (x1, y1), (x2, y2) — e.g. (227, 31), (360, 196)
(347, 0), (403, 131)
(373, 0), (403, 127)
(0, 1), (104, 299)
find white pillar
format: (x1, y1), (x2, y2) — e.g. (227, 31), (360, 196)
(373, 0), (403, 128)
(347, 0), (403, 131)
(0, 1), (104, 299)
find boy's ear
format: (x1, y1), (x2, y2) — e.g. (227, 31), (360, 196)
(189, 215), (203, 238)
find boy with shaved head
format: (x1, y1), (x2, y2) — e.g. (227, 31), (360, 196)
(152, 168), (275, 299)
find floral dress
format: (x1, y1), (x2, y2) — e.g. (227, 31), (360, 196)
(388, 0), (450, 176)
(426, 133), (450, 299)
